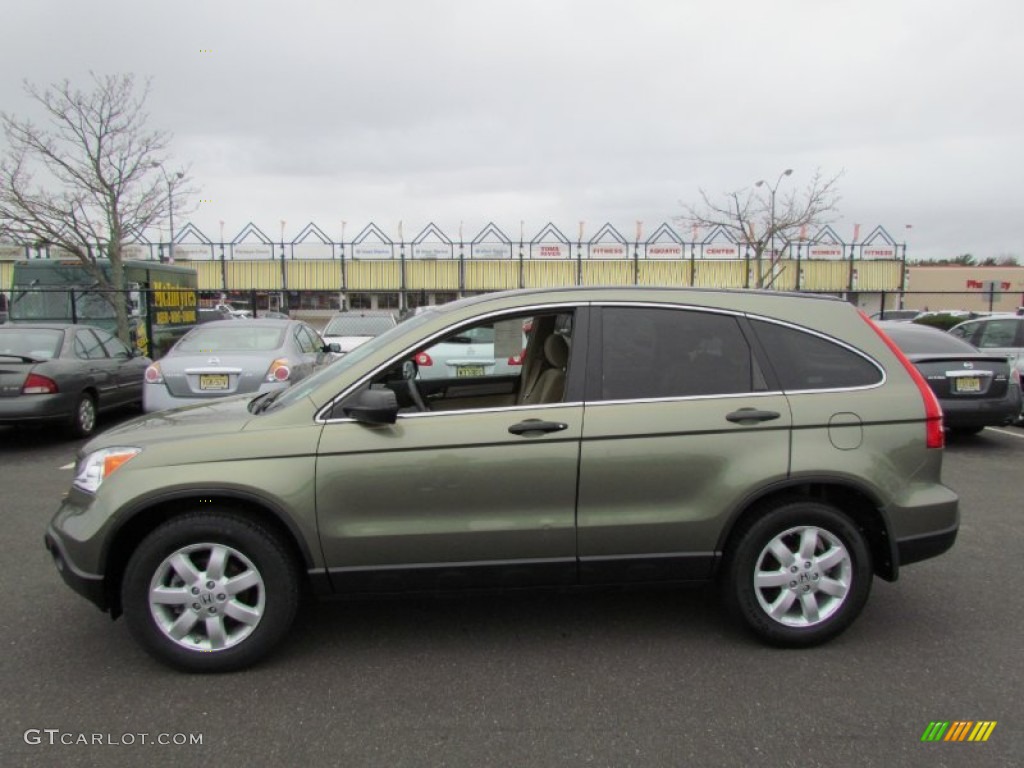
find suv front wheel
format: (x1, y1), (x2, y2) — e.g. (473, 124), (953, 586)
(122, 512), (300, 672)
(725, 501), (872, 647)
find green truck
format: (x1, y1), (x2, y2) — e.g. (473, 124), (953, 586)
(8, 259), (198, 358)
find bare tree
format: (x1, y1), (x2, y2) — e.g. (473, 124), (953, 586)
(681, 169), (843, 288)
(0, 73), (192, 342)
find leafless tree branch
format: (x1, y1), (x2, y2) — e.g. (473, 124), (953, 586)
(0, 73), (196, 341)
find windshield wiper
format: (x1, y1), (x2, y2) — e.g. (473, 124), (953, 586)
(0, 353), (41, 363)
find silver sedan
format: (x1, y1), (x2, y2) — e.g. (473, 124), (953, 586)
(143, 319), (337, 413)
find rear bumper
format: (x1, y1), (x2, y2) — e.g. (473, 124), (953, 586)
(895, 523), (959, 567)
(940, 388), (1022, 428)
(143, 380), (285, 413)
(0, 392), (75, 425)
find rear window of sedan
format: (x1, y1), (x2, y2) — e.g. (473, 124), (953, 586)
(0, 328), (63, 359)
(324, 315), (396, 336)
(881, 325), (981, 354)
(175, 325), (287, 353)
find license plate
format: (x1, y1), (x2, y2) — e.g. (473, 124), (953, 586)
(456, 365), (485, 378)
(199, 374), (230, 391)
(954, 377), (980, 393)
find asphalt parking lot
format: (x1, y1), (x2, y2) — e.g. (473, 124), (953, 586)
(1, 419), (1021, 768)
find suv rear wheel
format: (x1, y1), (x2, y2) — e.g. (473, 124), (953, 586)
(122, 512), (299, 672)
(725, 500), (872, 646)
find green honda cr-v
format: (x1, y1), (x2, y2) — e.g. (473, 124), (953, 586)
(45, 287), (959, 671)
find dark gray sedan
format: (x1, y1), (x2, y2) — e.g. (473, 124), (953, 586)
(143, 318), (338, 413)
(0, 323), (150, 437)
(879, 321), (1022, 434)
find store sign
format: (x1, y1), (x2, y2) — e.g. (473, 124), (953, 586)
(0, 244), (26, 259)
(863, 246), (896, 259)
(533, 244), (570, 259)
(232, 244), (274, 260)
(173, 244), (215, 260)
(412, 242), (452, 259)
(809, 245), (845, 259)
(472, 243), (513, 259)
(352, 243), (393, 259)
(646, 244), (684, 259)
(703, 244), (740, 259)
(590, 244), (628, 260)
(292, 243), (334, 260)
(122, 244), (152, 260)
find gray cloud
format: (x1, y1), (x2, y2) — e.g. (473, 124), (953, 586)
(2, 0), (1023, 258)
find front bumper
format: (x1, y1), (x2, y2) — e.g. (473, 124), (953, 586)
(44, 527), (108, 611)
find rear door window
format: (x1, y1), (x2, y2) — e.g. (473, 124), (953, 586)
(751, 320), (882, 391)
(597, 307), (761, 400)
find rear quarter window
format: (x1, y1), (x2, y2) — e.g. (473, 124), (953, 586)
(751, 320), (882, 391)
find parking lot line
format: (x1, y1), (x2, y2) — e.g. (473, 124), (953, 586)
(984, 427), (1024, 439)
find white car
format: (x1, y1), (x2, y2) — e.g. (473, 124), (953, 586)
(321, 312), (398, 355)
(413, 323), (528, 380)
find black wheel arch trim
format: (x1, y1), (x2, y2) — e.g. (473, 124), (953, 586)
(715, 473), (899, 581)
(100, 485), (318, 575)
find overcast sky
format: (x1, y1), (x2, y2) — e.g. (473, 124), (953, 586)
(3, 0), (1023, 260)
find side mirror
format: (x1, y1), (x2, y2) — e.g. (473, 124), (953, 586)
(402, 360), (417, 380)
(326, 342), (342, 354)
(342, 388), (399, 425)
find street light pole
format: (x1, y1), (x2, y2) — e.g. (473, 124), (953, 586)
(153, 165), (184, 263)
(755, 168), (793, 287)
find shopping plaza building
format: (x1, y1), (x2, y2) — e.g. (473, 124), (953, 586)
(2, 221), (1021, 314)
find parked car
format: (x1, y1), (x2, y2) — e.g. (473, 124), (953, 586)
(949, 313), (1024, 423)
(869, 309), (919, 322)
(197, 307), (233, 324)
(878, 321), (1022, 434)
(142, 319), (338, 413)
(412, 322), (526, 380)
(46, 287), (959, 671)
(214, 303), (251, 319)
(321, 311), (398, 354)
(0, 323), (150, 437)
(949, 314), (1024, 373)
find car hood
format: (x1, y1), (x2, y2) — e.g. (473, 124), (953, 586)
(81, 395), (255, 451)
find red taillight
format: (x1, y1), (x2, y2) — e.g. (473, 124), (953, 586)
(144, 363), (163, 384)
(266, 358), (291, 382)
(861, 312), (944, 449)
(415, 351), (433, 366)
(507, 349), (525, 366)
(22, 373), (59, 395)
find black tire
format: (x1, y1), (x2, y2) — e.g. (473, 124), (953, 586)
(69, 392), (97, 438)
(122, 512), (300, 672)
(724, 500), (872, 647)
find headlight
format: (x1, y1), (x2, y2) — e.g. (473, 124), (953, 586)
(73, 447), (141, 493)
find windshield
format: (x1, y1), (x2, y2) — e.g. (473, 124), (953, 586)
(268, 310), (436, 411)
(0, 328), (63, 359)
(174, 324), (286, 353)
(323, 315), (395, 336)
